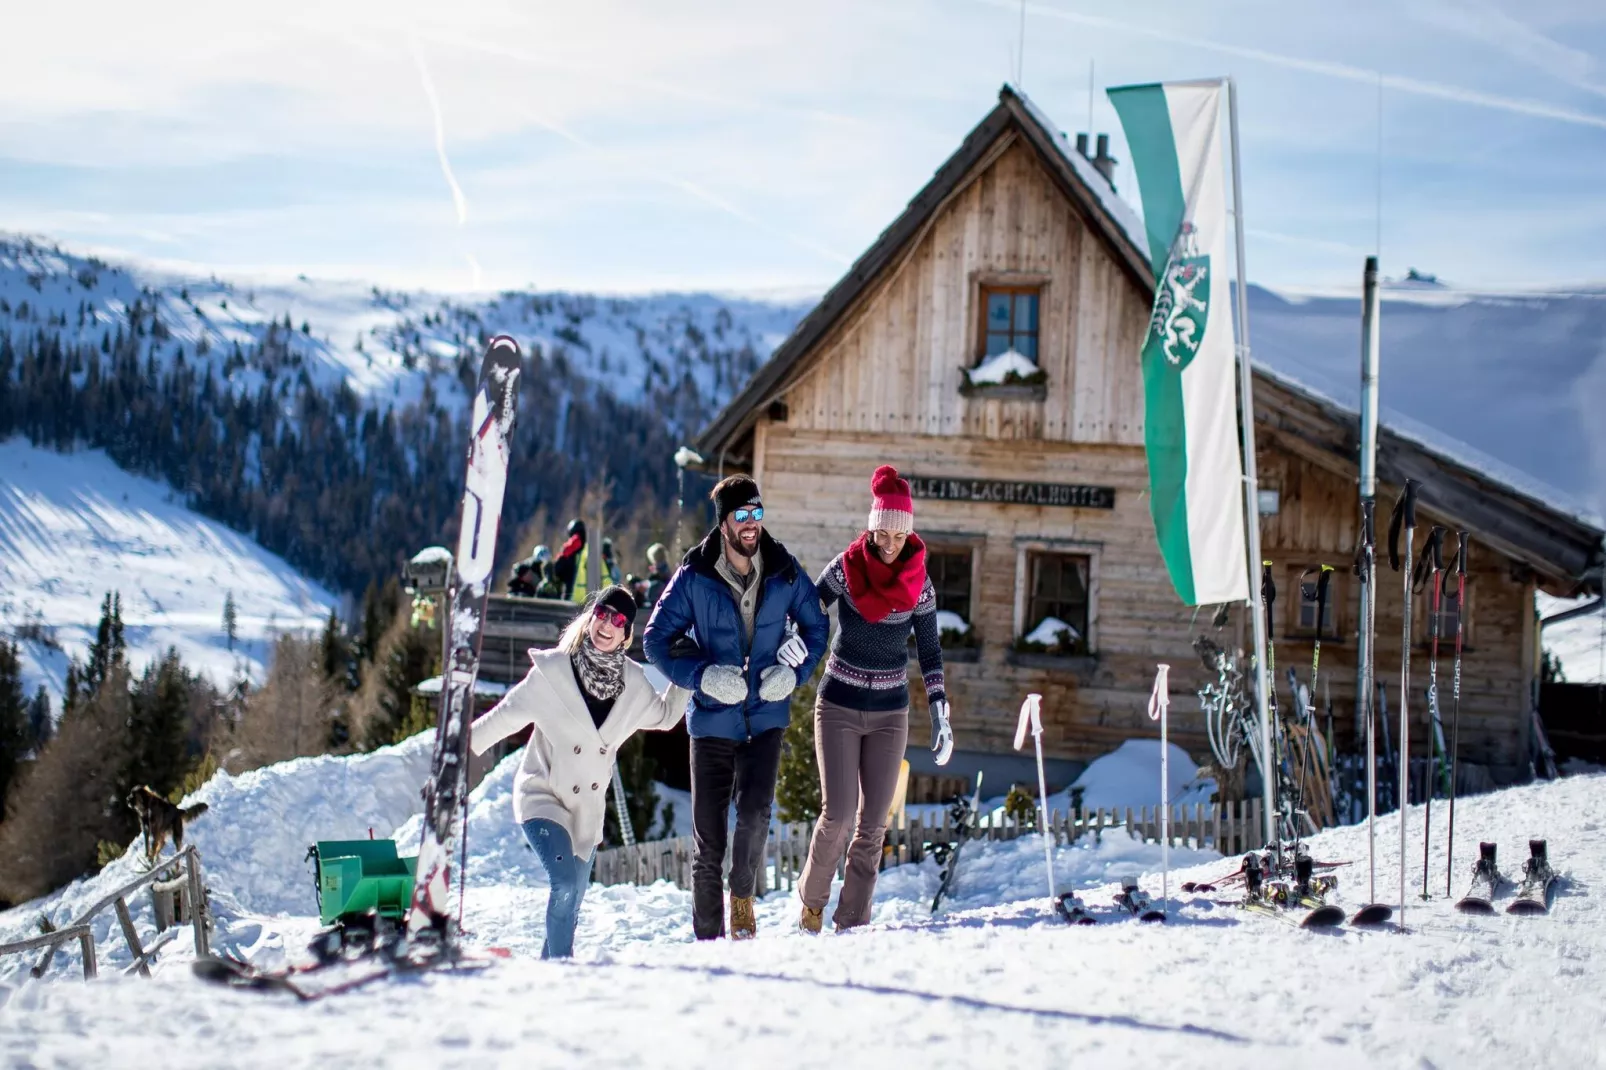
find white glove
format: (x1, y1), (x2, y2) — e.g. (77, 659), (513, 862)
(776, 632), (808, 669)
(699, 664), (748, 705)
(930, 699), (954, 766)
(758, 664), (798, 702)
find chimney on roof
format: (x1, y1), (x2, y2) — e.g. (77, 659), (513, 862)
(1074, 132), (1118, 189)
(1092, 134), (1117, 187)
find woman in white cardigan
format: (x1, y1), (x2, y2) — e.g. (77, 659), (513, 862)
(470, 585), (690, 958)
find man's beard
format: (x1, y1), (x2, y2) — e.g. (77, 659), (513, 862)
(723, 525), (760, 558)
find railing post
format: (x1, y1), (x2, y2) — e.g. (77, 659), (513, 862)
(113, 897), (149, 978)
(185, 847), (209, 958)
(76, 928), (97, 980)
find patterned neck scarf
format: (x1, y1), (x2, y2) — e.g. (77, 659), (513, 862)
(571, 632), (626, 702)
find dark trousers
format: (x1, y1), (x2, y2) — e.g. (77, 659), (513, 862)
(690, 727), (786, 939)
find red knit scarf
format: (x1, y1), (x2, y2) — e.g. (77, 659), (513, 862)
(842, 532), (927, 623)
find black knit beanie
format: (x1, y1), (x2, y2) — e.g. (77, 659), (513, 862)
(596, 584), (639, 634)
(712, 475), (762, 523)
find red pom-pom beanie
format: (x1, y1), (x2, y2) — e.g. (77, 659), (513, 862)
(867, 465), (914, 534)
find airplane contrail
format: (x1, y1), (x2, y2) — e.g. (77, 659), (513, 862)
(410, 35), (469, 225)
(971, 0), (1606, 132)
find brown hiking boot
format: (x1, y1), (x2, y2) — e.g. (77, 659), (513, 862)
(730, 895), (757, 940)
(799, 905), (823, 934)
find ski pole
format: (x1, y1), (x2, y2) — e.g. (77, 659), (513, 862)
(1361, 499), (1378, 906)
(1416, 526), (1444, 899)
(1013, 693), (1055, 903)
(1147, 664), (1172, 917)
(1445, 531), (1468, 897)
(1388, 477), (1420, 926)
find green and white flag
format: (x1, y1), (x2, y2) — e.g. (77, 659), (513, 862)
(1108, 80), (1249, 606)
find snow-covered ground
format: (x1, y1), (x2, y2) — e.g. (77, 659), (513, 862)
(3, 725), (1602, 1068)
(0, 437), (335, 705)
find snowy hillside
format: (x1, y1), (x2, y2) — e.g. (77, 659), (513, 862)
(3, 724), (1602, 1066)
(0, 234), (809, 422)
(0, 438), (334, 705)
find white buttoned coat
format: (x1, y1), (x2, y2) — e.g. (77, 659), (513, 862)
(469, 648), (691, 851)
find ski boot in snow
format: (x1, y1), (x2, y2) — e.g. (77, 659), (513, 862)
(1454, 841), (1503, 915)
(799, 905), (823, 934)
(730, 895), (757, 939)
(1507, 840), (1556, 916)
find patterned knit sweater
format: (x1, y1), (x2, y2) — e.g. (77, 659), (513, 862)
(816, 552), (946, 714)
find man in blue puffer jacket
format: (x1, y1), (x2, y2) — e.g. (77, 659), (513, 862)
(643, 474), (829, 940)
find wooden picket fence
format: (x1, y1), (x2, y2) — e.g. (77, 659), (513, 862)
(592, 798), (1266, 893)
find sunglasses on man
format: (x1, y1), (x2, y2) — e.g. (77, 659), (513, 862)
(729, 506), (764, 524)
(592, 604), (631, 630)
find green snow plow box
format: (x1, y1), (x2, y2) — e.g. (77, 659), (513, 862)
(310, 839), (417, 927)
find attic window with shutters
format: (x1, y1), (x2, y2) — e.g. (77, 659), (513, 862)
(962, 285), (1047, 398)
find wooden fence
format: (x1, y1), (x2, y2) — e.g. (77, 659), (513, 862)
(0, 845), (210, 982)
(593, 798), (1265, 893)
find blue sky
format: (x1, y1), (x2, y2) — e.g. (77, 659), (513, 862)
(3, 0), (1606, 294)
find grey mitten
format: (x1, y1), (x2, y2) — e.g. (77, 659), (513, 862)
(699, 664), (748, 705)
(758, 664), (798, 702)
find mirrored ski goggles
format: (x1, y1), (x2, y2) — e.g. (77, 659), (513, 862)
(592, 604), (630, 630)
(730, 506), (764, 524)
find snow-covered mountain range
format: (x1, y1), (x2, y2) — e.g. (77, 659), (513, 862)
(0, 438), (335, 707)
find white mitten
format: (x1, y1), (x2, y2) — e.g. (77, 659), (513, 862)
(930, 699), (954, 766)
(699, 664), (748, 705)
(758, 664), (798, 702)
(776, 632), (808, 669)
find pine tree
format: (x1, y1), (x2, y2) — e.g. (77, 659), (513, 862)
(774, 665), (824, 823)
(127, 649), (193, 800)
(0, 638), (30, 820)
(83, 591), (126, 696)
(26, 686), (52, 750)
(222, 591), (238, 651)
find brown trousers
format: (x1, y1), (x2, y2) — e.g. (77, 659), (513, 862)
(798, 696), (909, 928)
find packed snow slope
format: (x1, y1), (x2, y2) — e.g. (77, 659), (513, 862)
(3, 724), (1602, 1068)
(0, 437), (334, 703)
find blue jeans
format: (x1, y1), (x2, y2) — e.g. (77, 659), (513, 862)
(520, 818), (595, 959)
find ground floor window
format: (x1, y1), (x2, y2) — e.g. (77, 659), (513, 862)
(914, 542), (977, 648)
(1018, 549), (1093, 655)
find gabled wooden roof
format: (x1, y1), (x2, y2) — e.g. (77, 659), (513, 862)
(694, 86), (1604, 594)
(695, 84), (1153, 460)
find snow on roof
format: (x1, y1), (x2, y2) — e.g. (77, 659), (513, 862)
(1252, 360), (1604, 531)
(1012, 89), (1149, 264)
(409, 546), (453, 566)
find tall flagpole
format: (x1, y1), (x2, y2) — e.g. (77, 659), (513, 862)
(1226, 77), (1275, 851)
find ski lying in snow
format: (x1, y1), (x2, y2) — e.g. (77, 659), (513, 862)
(406, 336), (522, 949)
(1506, 839), (1556, 916)
(1349, 903), (1393, 927)
(1454, 842), (1504, 915)
(192, 954), (396, 1002)
(1054, 893), (1097, 925)
(193, 945), (501, 1001)
(930, 771), (984, 914)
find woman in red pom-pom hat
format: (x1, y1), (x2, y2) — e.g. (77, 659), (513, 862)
(795, 465), (953, 933)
